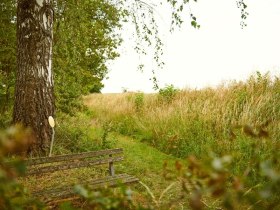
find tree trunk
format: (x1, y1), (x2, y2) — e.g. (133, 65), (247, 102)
(13, 0), (54, 156)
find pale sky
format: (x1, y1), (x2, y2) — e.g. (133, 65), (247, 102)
(102, 0), (280, 93)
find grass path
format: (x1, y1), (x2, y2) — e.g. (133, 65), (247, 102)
(114, 133), (178, 173)
(108, 133), (183, 203)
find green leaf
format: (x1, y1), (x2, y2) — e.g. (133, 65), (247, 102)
(74, 185), (89, 198)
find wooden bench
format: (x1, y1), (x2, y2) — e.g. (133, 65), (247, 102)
(23, 148), (138, 203)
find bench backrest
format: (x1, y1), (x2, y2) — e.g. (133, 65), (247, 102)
(25, 148), (123, 176)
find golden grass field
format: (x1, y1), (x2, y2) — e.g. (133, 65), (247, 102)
(81, 73), (280, 209)
(85, 73), (280, 149)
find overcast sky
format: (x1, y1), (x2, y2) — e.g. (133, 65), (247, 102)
(102, 0), (280, 93)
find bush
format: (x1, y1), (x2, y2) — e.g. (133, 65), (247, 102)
(53, 112), (102, 154)
(0, 126), (44, 209)
(134, 92), (144, 112)
(158, 84), (179, 103)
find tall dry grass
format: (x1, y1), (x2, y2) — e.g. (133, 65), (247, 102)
(84, 73), (280, 161)
(83, 72), (280, 208)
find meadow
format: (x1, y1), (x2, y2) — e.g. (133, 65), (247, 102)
(1, 72), (279, 209)
(82, 72), (280, 209)
(85, 72), (280, 157)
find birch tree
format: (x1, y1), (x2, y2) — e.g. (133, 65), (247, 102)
(13, 0), (54, 155)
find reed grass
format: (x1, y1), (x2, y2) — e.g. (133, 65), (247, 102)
(84, 72), (280, 177)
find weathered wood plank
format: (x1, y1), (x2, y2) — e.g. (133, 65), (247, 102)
(25, 148), (123, 166)
(33, 174), (134, 196)
(33, 174), (139, 202)
(26, 156), (124, 175)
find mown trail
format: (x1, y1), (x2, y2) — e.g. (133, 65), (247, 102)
(103, 133), (186, 206)
(112, 133), (178, 180)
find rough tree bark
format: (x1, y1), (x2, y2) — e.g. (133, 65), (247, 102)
(13, 0), (54, 156)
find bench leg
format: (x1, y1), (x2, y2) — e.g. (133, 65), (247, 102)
(109, 154), (115, 176)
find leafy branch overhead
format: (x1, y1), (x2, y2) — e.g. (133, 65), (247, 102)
(237, 0), (249, 28)
(166, 0), (248, 29)
(123, 0), (248, 89)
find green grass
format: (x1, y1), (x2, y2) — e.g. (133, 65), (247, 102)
(108, 133), (185, 208)
(112, 133), (179, 186)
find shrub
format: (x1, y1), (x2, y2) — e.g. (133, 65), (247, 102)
(54, 112), (102, 154)
(0, 126), (44, 209)
(158, 84), (179, 103)
(134, 92), (144, 112)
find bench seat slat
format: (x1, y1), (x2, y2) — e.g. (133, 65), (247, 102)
(25, 148), (123, 166)
(33, 174), (139, 202)
(27, 156), (124, 175)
